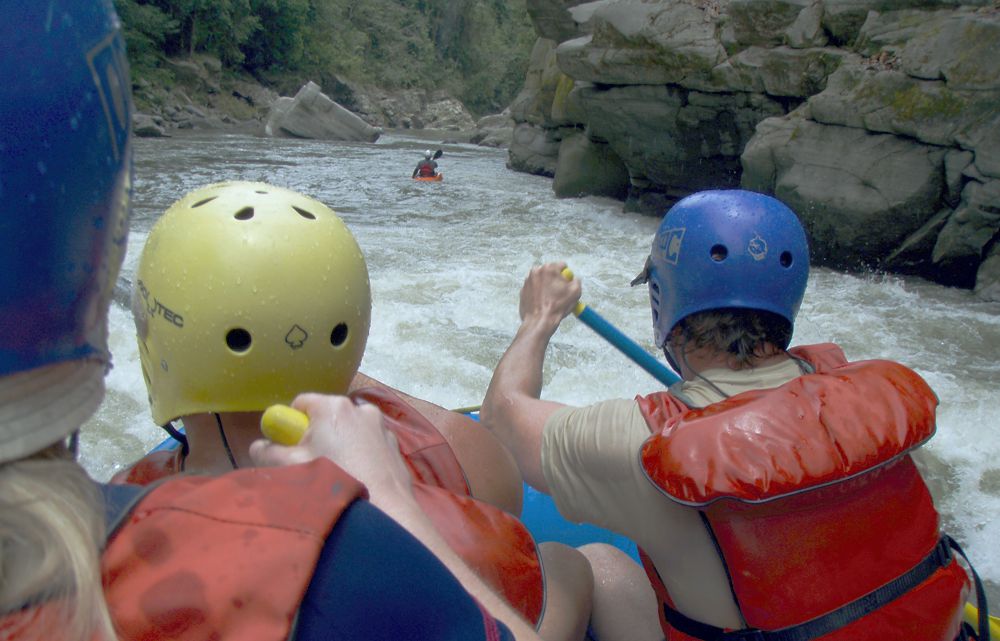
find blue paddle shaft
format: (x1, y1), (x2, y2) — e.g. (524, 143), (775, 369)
(575, 305), (680, 386)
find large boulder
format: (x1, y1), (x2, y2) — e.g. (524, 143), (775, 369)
(508, 123), (563, 176)
(975, 242), (1000, 301)
(264, 81), (381, 142)
(742, 113), (946, 270)
(932, 179), (1000, 287)
(470, 111), (515, 148)
(527, 0), (597, 42)
(132, 113), (168, 138)
(576, 83), (784, 198)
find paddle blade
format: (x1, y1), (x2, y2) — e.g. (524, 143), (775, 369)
(433, 149), (443, 159)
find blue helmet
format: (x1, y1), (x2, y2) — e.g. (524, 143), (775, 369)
(0, 0), (132, 378)
(645, 190), (809, 348)
(0, 0), (132, 462)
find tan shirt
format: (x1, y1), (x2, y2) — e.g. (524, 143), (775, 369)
(540, 358), (805, 626)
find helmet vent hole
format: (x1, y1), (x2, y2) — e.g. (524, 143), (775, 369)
(293, 206), (316, 220)
(330, 323), (349, 347)
(234, 207), (255, 221)
(226, 328), (252, 352)
(780, 251), (793, 267)
(191, 197), (217, 208)
(650, 282), (660, 294)
(710, 245), (728, 261)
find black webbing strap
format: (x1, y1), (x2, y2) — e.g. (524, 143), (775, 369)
(946, 535), (992, 641)
(663, 535), (972, 641)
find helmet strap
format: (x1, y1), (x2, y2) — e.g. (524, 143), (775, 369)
(214, 413), (239, 470)
(662, 346), (683, 380)
(162, 421), (190, 458)
(668, 337), (731, 400)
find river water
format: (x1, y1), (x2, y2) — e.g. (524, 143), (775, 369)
(79, 131), (999, 604)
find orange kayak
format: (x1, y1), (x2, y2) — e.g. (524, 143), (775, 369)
(413, 173), (443, 182)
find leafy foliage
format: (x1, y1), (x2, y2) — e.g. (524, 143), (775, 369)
(113, 0), (535, 115)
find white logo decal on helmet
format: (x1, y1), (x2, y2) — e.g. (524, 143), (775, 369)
(748, 234), (768, 261)
(657, 228), (685, 265)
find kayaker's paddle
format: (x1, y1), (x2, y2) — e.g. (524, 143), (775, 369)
(433, 148), (443, 160)
(561, 267), (679, 387)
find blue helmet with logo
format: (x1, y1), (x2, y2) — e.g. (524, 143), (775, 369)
(0, 0), (132, 377)
(0, 0), (132, 461)
(645, 190), (809, 348)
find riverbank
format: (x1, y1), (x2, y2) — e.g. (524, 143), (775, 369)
(129, 54), (512, 148)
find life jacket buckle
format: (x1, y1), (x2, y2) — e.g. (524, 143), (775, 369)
(933, 537), (953, 568)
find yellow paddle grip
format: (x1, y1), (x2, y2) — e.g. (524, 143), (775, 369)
(260, 404), (309, 446)
(560, 266), (586, 316)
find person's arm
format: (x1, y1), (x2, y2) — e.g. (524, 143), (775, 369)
(479, 262), (581, 493)
(349, 371), (524, 515)
(250, 394), (542, 641)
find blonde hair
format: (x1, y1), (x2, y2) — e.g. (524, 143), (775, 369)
(0, 444), (116, 641)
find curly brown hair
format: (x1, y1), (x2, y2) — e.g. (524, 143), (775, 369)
(672, 308), (792, 369)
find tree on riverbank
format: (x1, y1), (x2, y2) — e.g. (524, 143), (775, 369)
(113, 0), (535, 116)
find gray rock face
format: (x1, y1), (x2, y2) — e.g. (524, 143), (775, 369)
(553, 132), (630, 198)
(358, 88), (476, 131)
(512, 0), (1000, 296)
(976, 242), (1000, 301)
(471, 111), (515, 148)
(743, 114), (947, 269)
(264, 81), (382, 142)
(528, 0), (596, 42)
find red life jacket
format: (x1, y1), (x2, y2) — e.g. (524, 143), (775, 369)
(111, 387), (544, 626)
(416, 160), (436, 177)
(635, 343), (970, 641)
(102, 460), (364, 641)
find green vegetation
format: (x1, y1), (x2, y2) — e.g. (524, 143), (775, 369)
(113, 0), (537, 116)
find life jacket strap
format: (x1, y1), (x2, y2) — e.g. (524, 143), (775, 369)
(662, 536), (978, 641)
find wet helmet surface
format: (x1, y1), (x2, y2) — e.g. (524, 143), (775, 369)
(646, 190), (809, 348)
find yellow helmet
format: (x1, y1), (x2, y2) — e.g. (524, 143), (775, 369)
(133, 181), (371, 425)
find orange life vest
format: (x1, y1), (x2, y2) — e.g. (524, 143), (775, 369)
(0, 460), (362, 641)
(635, 343), (970, 641)
(111, 387), (544, 626)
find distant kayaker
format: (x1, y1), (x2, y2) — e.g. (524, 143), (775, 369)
(114, 180), (593, 641)
(0, 5), (549, 641)
(413, 148), (440, 178)
(481, 190), (987, 641)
